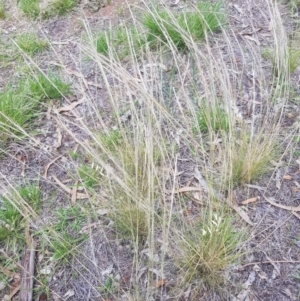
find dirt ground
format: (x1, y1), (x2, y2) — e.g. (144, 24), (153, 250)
(1, 0), (300, 300)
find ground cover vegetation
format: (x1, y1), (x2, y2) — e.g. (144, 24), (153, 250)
(18, 0), (78, 19)
(0, 0), (300, 300)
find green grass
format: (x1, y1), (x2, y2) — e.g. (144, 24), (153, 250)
(100, 276), (113, 295)
(195, 101), (230, 134)
(97, 2), (223, 56)
(105, 141), (162, 243)
(0, 184), (42, 243)
(0, 1), (5, 19)
(18, 0), (40, 19)
(29, 73), (71, 99)
(263, 47), (300, 75)
(96, 26), (146, 58)
(18, 184), (42, 213)
(49, 0), (77, 16)
(0, 86), (40, 141)
(143, 2), (224, 50)
(143, 11), (185, 49)
(0, 197), (24, 242)
(16, 33), (48, 56)
(54, 205), (86, 233)
(96, 34), (109, 55)
(50, 205), (87, 262)
(112, 201), (148, 242)
(0, 74), (70, 144)
(288, 48), (300, 73)
(78, 164), (102, 190)
(96, 129), (122, 152)
(289, 0), (300, 13)
(51, 234), (84, 262)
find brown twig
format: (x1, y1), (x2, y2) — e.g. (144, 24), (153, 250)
(239, 260), (300, 270)
(19, 240), (37, 301)
(264, 196), (300, 212)
(43, 155), (63, 179)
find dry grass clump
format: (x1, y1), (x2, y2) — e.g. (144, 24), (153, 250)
(176, 207), (244, 289)
(91, 122), (165, 243)
(220, 128), (279, 187)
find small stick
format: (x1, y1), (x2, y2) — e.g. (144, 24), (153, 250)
(19, 240), (37, 301)
(239, 260), (300, 270)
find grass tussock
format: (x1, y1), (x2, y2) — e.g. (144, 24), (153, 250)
(195, 99), (230, 134)
(0, 184), (42, 243)
(52, 0), (77, 14)
(96, 26), (146, 59)
(0, 86), (40, 142)
(177, 208), (243, 289)
(143, 2), (224, 50)
(263, 47), (300, 75)
(44, 0), (78, 17)
(94, 128), (163, 243)
(29, 73), (71, 99)
(0, 73), (70, 145)
(221, 129), (279, 187)
(96, 2), (223, 58)
(18, 0), (40, 18)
